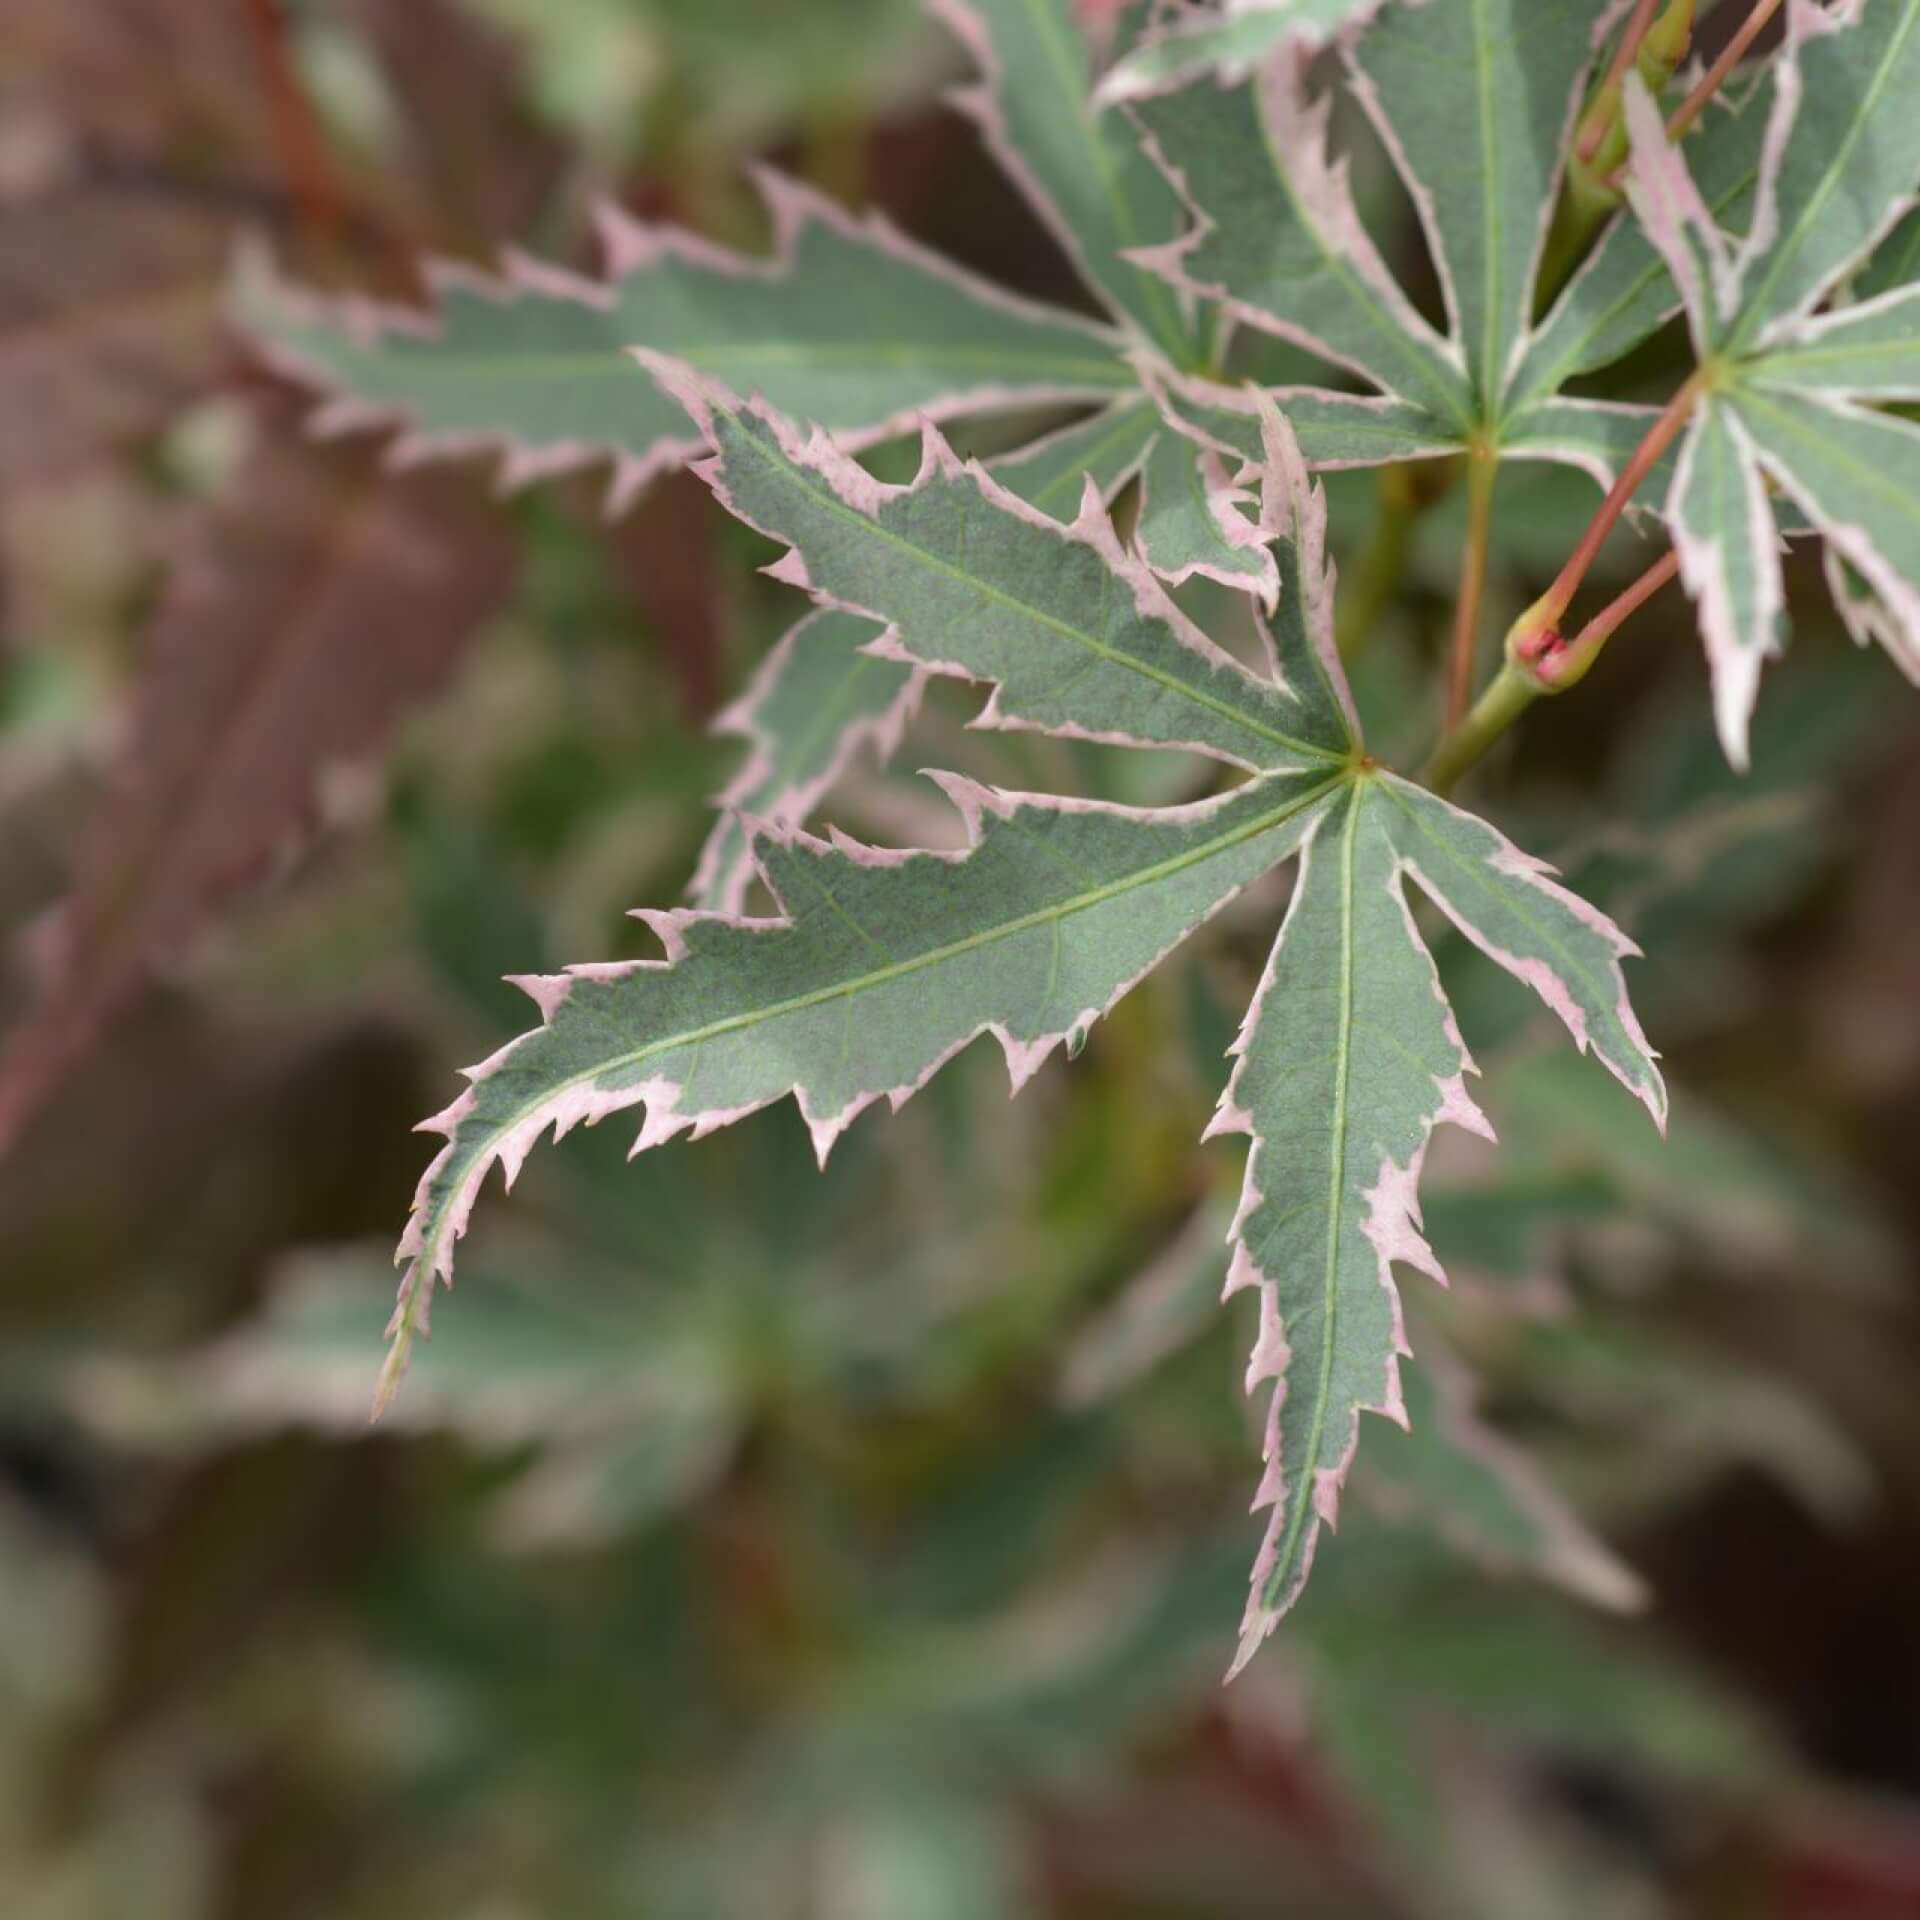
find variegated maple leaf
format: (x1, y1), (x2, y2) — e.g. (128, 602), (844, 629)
(382, 372), (1664, 1666)
(1619, 0), (1920, 765)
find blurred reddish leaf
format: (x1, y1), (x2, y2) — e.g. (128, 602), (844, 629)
(0, 427), (514, 1152)
(0, 191), (232, 488)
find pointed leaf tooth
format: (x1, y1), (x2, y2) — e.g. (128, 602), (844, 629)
(235, 167), (1131, 511)
(385, 769), (1342, 1410)
(690, 609), (925, 914)
(645, 354), (1343, 772)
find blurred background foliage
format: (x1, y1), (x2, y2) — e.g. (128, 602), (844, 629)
(2, 1), (1920, 1915)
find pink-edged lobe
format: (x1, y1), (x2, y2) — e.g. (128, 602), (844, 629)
(643, 351), (1299, 772)
(1127, 50), (1463, 395)
(689, 611), (931, 914)
(242, 168), (1126, 518)
(1667, 400), (1784, 773)
(1385, 774), (1668, 1130)
(1210, 810), (1499, 1677)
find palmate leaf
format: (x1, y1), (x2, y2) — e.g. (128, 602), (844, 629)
(1129, 0), (1669, 481)
(239, 168), (1134, 512)
(383, 377), (1663, 1662)
(1620, 0), (1920, 764)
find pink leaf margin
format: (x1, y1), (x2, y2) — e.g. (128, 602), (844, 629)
(238, 168), (1129, 517)
(689, 609), (930, 914)
(641, 352), (1309, 773)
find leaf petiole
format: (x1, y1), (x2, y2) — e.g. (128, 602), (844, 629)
(1422, 546), (1681, 793)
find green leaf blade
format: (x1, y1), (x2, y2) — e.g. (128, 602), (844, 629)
(1131, 68), (1471, 423)
(1749, 283), (1920, 400)
(1736, 387), (1920, 683)
(929, 0), (1205, 361)
(656, 363), (1346, 771)
(1222, 771), (1663, 1669)
(385, 770), (1340, 1410)
(1729, 0), (1920, 351)
(1347, 0), (1609, 414)
(693, 610), (923, 914)
(239, 173), (1132, 508)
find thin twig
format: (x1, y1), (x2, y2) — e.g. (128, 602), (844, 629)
(1579, 0), (1662, 162)
(1445, 451), (1499, 728)
(242, 0), (345, 241)
(1668, 0), (1785, 141)
(1539, 377), (1699, 626)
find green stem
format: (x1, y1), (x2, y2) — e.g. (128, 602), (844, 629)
(1444, 448), (1499, 728)
(1423, 660), (1539, 795)
(1421, 545), (1681, 794)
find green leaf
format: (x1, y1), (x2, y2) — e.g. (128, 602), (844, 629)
(1133, 414), (1284, 600)
(1150, 364), (1469, 470)
(386, 768), (1338, 1409)
(1511, 85), (1773, 409)
(693, 610), (923, 913)
(1748, 282), (1920, 400)
(982, 397), (1160, 520)
(1856, 205), (1920, 299)
(1667, 394), (1785, 769)
(1097, 0), (1394, 105)
(1735, 389), (1920, 680)
(1617, 30), (1920, 759)
(237, 170), (1131, 510)
(1345, 0), (1610, 412)
(928, 0), (1204, 362)
(1364, 1348), (1643, 1608)
(1724, 0), (1920, 351)
(1132, 66), (1470, 424)
(384, 382), (1663, 1663)
(1217, 770), (1663, 1672)
(652, 360), (1344, 771)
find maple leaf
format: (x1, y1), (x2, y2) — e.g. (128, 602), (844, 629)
(380, 373), (1664, 1663)
(1619, 0), (1920, 763)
